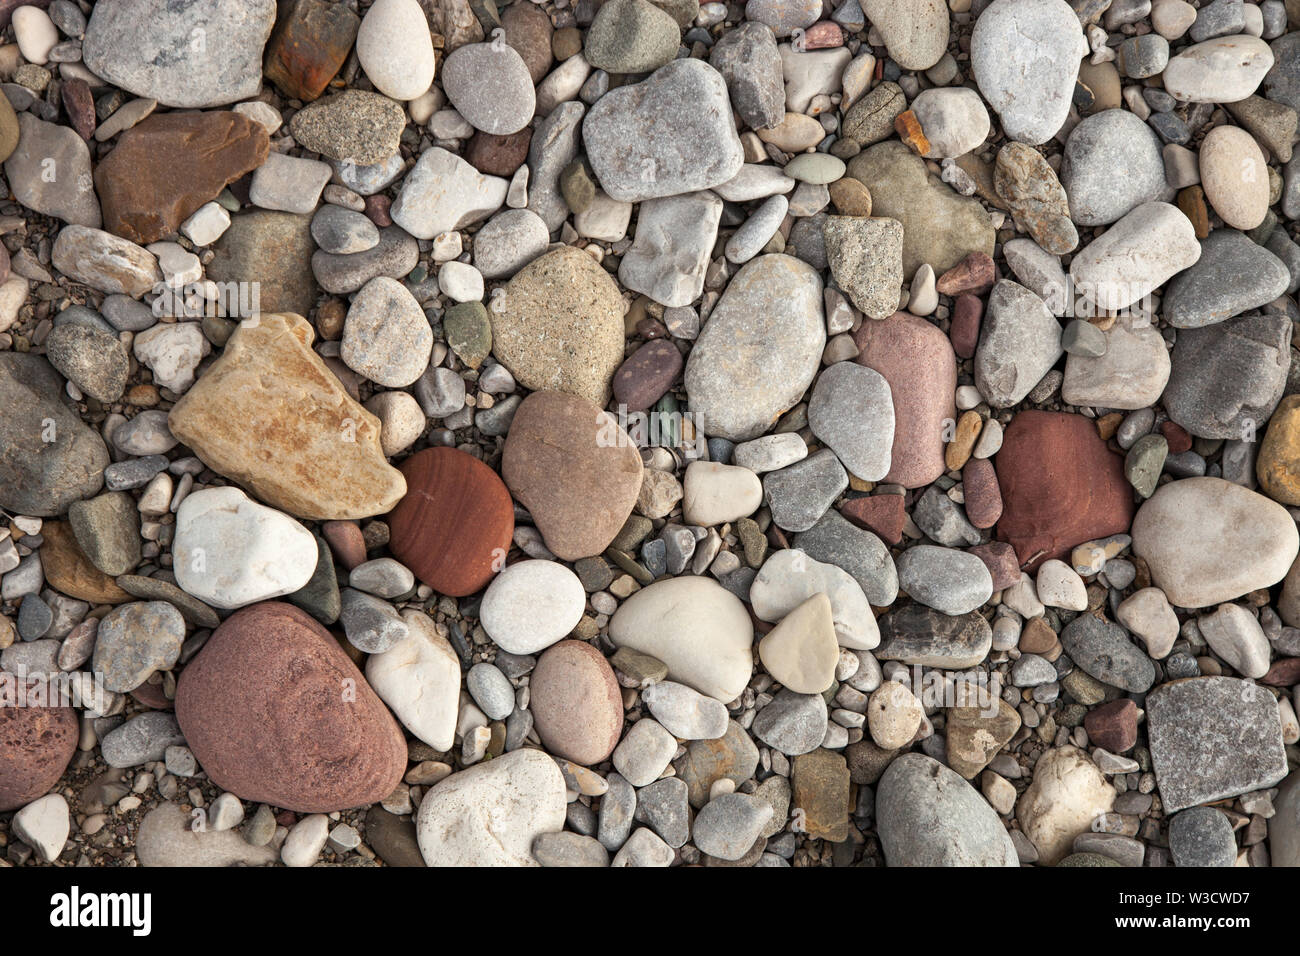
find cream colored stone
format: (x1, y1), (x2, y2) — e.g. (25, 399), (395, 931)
(758, 593), (839, 694)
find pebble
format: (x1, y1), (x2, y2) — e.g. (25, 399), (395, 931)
(975, 280), (1064, 408)
(641, 681), (730, 739)
(1200, 124), (1269, 229)
(473, 208), (550, 279)
(1016, 746), (1116, 865)
(682, 461), (763, 526)
(442, 42), (536, 135)
(1061, 314), (1172, 410)
(694, 793), (773, 861)
(136, 803), (276, 867)
(585, 0), (681, 74)
(824, 216), (903, 320)
(751, 548), (879, 649)
(1199, 602), (1270, 678)
(100, 711), (185, 768)
(92, 600), (184, 693)
(619, 191), (724, 307)
(341, 276), (433, 388)
(365, 610), (460, 752)
(861, 0), (948, 69)
(1169, 806), (1237, 867)
(311, 205), (380, 255)
(1061, 108), (1173, 226)
(481, 559), (585, 655)
(1116, 587), (1180, 658)
(759, 592), (839, 694)
(612, 718), (677, 786)
(392, 147), (508, 240)
(763, 449), (849, 534)
(1163, 35), (1274, 102)
(355, 0), (435, 101)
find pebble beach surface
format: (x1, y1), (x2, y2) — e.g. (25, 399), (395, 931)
(2, 0), (1300, 871)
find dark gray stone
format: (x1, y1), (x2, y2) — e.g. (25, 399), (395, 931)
(1163, 230), (1291, 328)
(1060, 614), (1154, 692)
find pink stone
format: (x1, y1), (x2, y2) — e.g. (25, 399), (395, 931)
(963, 457), (1003, 528)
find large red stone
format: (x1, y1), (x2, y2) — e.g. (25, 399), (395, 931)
(94, 112), (270, 244)
(994, 410), (1135, 571)
(840, 494), (904, 544)
(0, 689), (78, 811)
(388, 446), (515, 597)
(853, 312), (957, 489)
(263, 0), (360, 102)
(174, 602), (406, 813)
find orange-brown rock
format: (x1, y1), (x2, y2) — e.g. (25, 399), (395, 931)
(174, 602), (406, 813)
(388, 447), (515, 597)
(94, 111), (269, 244)
(39, 521), (131, 604)
(502, 390), (643, 560)
(168, 313), (405, 521)
(263, 0), (359, 101)
(0, 690), (78, 811)
(1258, 394), (1300, 506)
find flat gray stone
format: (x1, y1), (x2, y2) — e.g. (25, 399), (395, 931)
(1163, 230), (1291, 328)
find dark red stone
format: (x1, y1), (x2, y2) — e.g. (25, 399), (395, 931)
(962, 457), (1003, 529)
(840, 494), (905, 544)
(0, 688), (78, 811)
(950, 293), (982, 359)
(936, 252), (996, 297)
(322, 520), (367, 570)
(60, 78), (96, 141)
(464, 128), (533, 177)
(364, 194), (392, 227)
(263, 0), (360, 102)
(174, 602), (407, 813)
(995, 410), (1135, 572)
(1084, 699), (1139, 752)
(387, 446), (515, 597)
(611, 338), (683, 412)
(1262, 657), (1300, 687)
(968, 540), (1020, 591)
(1159, 420), (1193, 455)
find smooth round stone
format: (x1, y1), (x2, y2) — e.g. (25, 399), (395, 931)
(416, 749), (566, 866)
(612, 718), (677, 786)
(751, 548), (879, 649)
(530, 639), (624, 766)
(472, 208), (549, 280)
(758, 592), (839, 694)
(348, 557), (415, 599)
(1061, 109), (1172, 226)
(481, 559), (586, 655)
(1163, 35), (1273, 103)
(364, 390), (424, 457)
(868, 680), (924, 749)
(365, 610), (460, 751)
(387, 446), (514, 597)
(1169, 806), (1237, 867)
(467, 662), (515, 721)
(641, 680), (730, 739)
(341, 276), (434, 388)
(894, 545), (993, 615)
(682, 460), (763, 526)
(751, 688), (828, 755)
(1198, 602), (1270, 679)
(0, 696), (78, 811)
(876, 753), (1018, 866)
(174, 602), (407, 813)
(907, 87), (990, 159)
(994, 410), (1135, 571)
(746, 0), (821, 35)
(1132, 477), (1300, 608)
(853, 312), (957, 488)
(783, 152), (846, 185)
(356, 0), (436, 100)
(1200, 124), (1269, 229)
(311, 204), (380, 254)
(683, 254), (825, 441)
(1061, 614), (1155, 692)
(68, 490), (140, 576)
(693, 792), (773, 861)
(807, 361), (895, 481)
(441, 42), (536, 136)
(501, 390), (643, 561)
(609, 576), (754, 702)
(612, 338), (684, 413)
(173, 486), (318, 610)
(971, 0), (1087, 145)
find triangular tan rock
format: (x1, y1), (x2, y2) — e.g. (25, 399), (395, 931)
(168, 313), (405, 520)
(758, 592), (839, 694)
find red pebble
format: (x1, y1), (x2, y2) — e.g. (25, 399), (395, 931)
(936, 252), (996, 297)
(1159, 420), (1193, 454)
(1084, 699), (1138, 752)
(364, 194), (392, 227)
(968, 541), (1020, 591)
(322, 520), (367, 570)
(801, 21), (844, 48)
(962, 457), (1003, 529)
(840, 495), (905, 544)
(950, 294), (982, 359)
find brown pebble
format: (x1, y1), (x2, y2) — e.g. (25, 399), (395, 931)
(936, 252), (996, 296)
(828, 177), (871, 217)
(364, 194), (391, 227)
(962, 457), (1003, 528)
(1084, 699), (1138, 752)
(949, 294), (981, 359)
(321, 519), (367, 570)
(840, 494), (904, 544)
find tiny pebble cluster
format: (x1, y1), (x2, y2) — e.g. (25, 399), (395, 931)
(3, 0), (1300, 870)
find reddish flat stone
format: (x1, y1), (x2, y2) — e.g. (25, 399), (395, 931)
(840, 494), (905, 544)
(387, 446), (515, 597)
(950, 293), (982, 359)
(612, 338), (683, 412)
(969, 540), (1020, 591)
(263, 0), (360, 102)
(465, 128), (533, 177)
(936, 252), (996, 296)
(322, 520), (367, 571)
(1262, 657), (1300, 686)
(0, 688), (78, 811)
(1160, 420), (1193, 455)
(994, 410), (1136, 572)
(174, 602), (406, 813)
(854, 312), (957, 488)
(963, 457), (1003, 529)
(61, 78), (95, 141)
(1084, 699), (1138, 752)
(94, 112), (269, 245)
(530, 640), (624, 766)
(130, 680), (174, 711)
(502, 390), (644, 561)
(803, 21), (845, 48)
(365, 194), (392, 227)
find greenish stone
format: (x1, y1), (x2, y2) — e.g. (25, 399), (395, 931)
(784, 152), (847, 185)
(288, 533), (342, 625)
(1124, 433), (1168, 499)
(610, 646), (668, 684)
(443, 301), (492, 369)
(201, 314), (236, 349)
(559, 157), (596, 214)
(736, 517), (767, 568)
(1061, 319), (1106, 357)
(610, 514), (654, 551)
(605, 547), (654, 584)
(1061, 667), (1107, 705)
